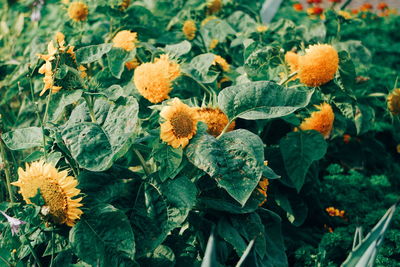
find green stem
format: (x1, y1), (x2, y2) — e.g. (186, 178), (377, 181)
(49, 228), (55, 267)
(0, 131), (14, 203)
(28, 73), (48, 160)
(83, 94), (97, 123)
(278, 71), (298, 86)
(133, 149), (150, 176)
(216, 119), (234, 140)
(23, 235), (43, 267)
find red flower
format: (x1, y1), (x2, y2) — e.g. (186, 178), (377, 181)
(377, 2), (388, 10)
(360, 3), (373, 11)
(293, 3), (304, 11)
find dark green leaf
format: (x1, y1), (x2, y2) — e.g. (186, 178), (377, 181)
(2, 127), (43, 150)
(76, 44), (113, 64)
(107, 47), (132, 79)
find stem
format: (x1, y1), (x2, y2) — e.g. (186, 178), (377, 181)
(216, 119), (234, 140)
(278, 71), (298, 86)
(0, 117), (14, 203)
(133, 149), (150, 176)
(23, 235), (43, 267)
(183, 73), (215, 98)
(49, 228), (55, 267)
(28, 76), (48, 160)
(83, 94), (97, 123)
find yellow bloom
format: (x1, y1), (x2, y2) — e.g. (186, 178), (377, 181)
(38, 61), (61, 96)
(55, 32), (66, 48)
(298, 44), (339, 87)
(201, 16), (218, 26)
(257, 178), (269, 206)
(396, 144), (400, 153)
(299, 103), (335, 139)
(212, 55), (230, 72)
(112, 30), (138, 51)
(67, 46), (76, 61)
(256, 25), (268, 32)
(209, 39), (219, 50)
(182, 20), (197, 40)
(326, 207), (345, 218)
(160, 98), (199, 148)
(387, 89), (400, 115)
(134, 55), (180, 103)
(78, 65), (87, 78)
(125, 58), (140, 70)
(12, 161), (83, 226)
(338, 10), (352, 19)
(196, 107), (234, 136)
(68, 2), (88, 22)
(207, 0), (222, 14)
(120, 0), (130, 10)
(37, 41), (57, 62)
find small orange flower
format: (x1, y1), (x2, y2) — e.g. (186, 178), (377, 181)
(377, 2), (388, 10)
(360, 3), (373, 12)
(112, 30), (138, 51)
(387, 89), (400, 115)
(299, 103), (335, 139)
(183, 20), (197, 40)
(212, 55), (230, 72)
(207, 0), (222, 14)
(125, 58), (140, 70)
(293, 3), (303, 11)
(326, 207), (345, 218)
(343, 134), (351, 144)
(209, 39), (219, 50)
(257, 178), (269, 206)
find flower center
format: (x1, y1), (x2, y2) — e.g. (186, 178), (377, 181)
(40, 179), (68, 224)
(170, 112), (194, 138)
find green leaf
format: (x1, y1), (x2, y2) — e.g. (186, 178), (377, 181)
(69, 203), (136, 266)
(131, 183), (169, 257)
(48, 90), (83, 122)
(279, 131), (327, 192)
(183, 53), (219, 83)
(217, 217), (247, 255)
(107, 47), (132, 79)
(61, 122), (113, 171)
(218, 81), (313, 121)
(75, 43), (113, 64)
(139, 245), (175, 267)
(62, 97), (139, 171)
(342, 204), (398, 267)
(2, 127), (43, 150)
(164, 41), (192, 57)
(186, 129), (264, 206)
(153, 142), (183, 182)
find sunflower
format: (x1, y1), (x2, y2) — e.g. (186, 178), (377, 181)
(134, 55), (180, 103)
(256, 25), (268, 32)
(182, 20), (197, 40)
(112, 30), (138, 51)
(68, 2), (88, 22)
(298, 44), (339, 87)
(120, 0), (130, 10)
(12, 161), (83, 226)
(207, 0), (222, 14)
(257, 178), (269, 206)
(196, 107), (234, 136)
(387, 89), (400, 115)
(299, 103), (335, 138)
(212, 55), (230, 72)
(160, 98), (199, 148)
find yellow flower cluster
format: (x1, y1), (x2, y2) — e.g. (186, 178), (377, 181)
(68, 2), (88, 22)
(160, 98), (199, 148)
(112, 30), (138, 51)
(182, 20), (197, 40)
(212, 55), (230, 72)
(285, 44), (339, 87)
(299, 103), (335, 139)
(12, 161), (83, 226)
(326, 207), (345, 218)
(37, 41), (61, 96)
(387, 89), (400, 115)
(196, 107), (234, 136)
(134, 55), (180, 103)
(257, 178), (269, 206)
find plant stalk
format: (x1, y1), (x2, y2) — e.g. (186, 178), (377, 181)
(0, 131), (14, 203)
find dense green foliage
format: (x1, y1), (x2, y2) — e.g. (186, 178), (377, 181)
(0, 0), (399, 266)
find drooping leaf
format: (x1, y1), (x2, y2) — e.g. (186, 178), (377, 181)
(165, 41), (192, 57)
(75, 43), (113, 64)
(2, 127), (43, 150)
(107, 47), (132, 79)
(69, 204), (136, 266)
(218, 81), (313, 121)
(48, 90), (83, 122)
(280, 131), (327, 192)
(186, 129), (264, 206)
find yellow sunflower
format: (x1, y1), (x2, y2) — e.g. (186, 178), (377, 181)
(112, 30), (138, 51)
(257, 178), (269, 206)
(134, 55), (180, 103)
(68, 2), (88, 22)
(12, 161), (83, 226)
(299, 103), (335, 139)
(212, 55), (230, 72)
(285, 51), (299, 73)
(182, 20), (197, 40)
(387, 89), (400, 115)
(207, 0), (222, 14)
(298, 44), (339, 87)
(196, 107), (234, 136)
(160, 98), (199, 148)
